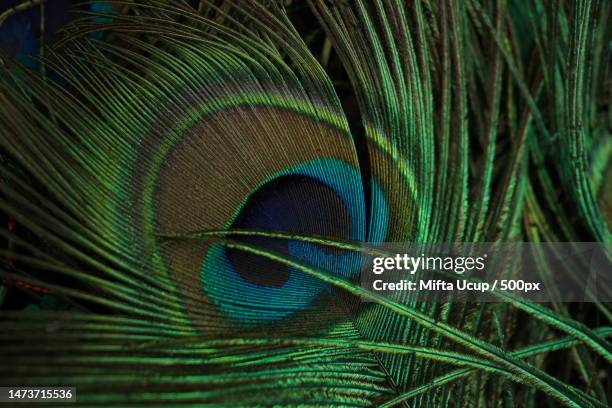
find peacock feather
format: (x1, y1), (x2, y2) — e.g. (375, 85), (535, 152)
(0, 0), (610, 406)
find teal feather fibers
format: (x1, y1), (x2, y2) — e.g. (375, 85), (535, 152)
(0, 1), (610, 407)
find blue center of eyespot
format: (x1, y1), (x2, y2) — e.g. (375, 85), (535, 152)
(199, 158), (382, 324)
(224, 174), (352, 287)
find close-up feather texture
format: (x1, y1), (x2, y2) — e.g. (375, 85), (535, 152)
(0, 0), (610, 407)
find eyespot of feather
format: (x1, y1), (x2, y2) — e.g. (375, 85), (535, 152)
(200, 158), (367, 323)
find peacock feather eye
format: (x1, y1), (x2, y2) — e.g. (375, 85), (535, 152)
(149, 105), (369, 325)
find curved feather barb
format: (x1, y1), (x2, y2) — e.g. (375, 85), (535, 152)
(0, 0), (610, 406)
